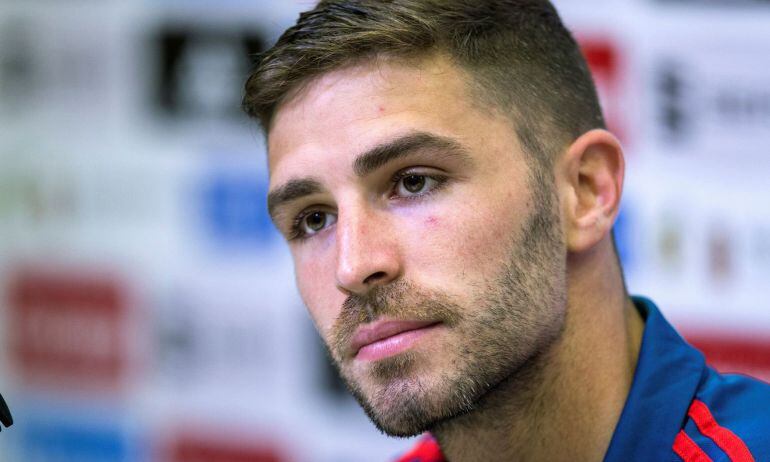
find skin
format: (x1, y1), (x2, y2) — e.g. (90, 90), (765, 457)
(267, 54), (645, 461)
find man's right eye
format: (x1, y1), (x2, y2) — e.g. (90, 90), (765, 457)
(292, 210), (338, 239)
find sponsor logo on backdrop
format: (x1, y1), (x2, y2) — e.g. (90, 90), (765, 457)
(6, 269), (130, 390)
(0, 161), (79, 227)
(656, 210), (685, 276)
(707, 223), (734, 285)
(19, 415), (131, 462)
(0, 154), (169, 235)
(0, 19), (36, 116)
(151, 25), (265, 120)
(578, 37), (627, 144)
(152, 287), (275, 388)
(684, 332), (770, 382)
(0, 15), (111, 119)
(657, 63), (690, 144)
(653, 50), (770, 151)
(163, 431), (287, 462)
(199, 171), (277, 247)
(612, 205), (636, 275)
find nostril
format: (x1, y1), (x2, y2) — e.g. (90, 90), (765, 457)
(363, 271), (387, 285)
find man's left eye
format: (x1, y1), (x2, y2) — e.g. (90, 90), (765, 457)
(395, 174), (440, 196)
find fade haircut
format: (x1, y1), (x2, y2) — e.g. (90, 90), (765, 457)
(242, 0), (606, 170)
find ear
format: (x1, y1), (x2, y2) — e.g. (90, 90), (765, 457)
(557, 129), (625, 254)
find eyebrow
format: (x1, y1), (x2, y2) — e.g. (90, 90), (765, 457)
(352, 131), (471, 177)
(267, 177), (324, 220)
(267, 131), (472, 220)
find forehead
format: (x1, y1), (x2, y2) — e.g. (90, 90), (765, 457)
(266, 55), (510, 184)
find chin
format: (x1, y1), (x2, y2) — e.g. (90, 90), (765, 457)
(358, 377), (449, 437)
(337, 317), (564, 438)
(340, 351), (480, 438)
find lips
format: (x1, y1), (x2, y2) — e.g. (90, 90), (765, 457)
(349, 320), (439, 361)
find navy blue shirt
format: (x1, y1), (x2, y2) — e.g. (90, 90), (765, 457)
(397, 297), (770, 462)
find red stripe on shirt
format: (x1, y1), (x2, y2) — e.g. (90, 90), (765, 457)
(673, 430), (714, 462)
(688, 399), (755, 462)
(395, 435), (445, 462)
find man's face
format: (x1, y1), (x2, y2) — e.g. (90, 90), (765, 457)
(267, 55), (568, 436)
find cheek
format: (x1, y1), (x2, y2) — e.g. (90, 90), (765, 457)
(294, 251), (341, 334)
(408, 200), (522, 278)
(425, 215), (438, 226)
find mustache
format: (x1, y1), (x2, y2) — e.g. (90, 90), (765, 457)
(329, 280), (463, 360)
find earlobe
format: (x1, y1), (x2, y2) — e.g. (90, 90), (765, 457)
(559, 129), (625, 254)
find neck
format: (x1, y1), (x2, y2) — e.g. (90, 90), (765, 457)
(432, 239), (644, 462)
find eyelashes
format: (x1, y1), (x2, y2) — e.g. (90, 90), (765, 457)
(287, 170), (449, 241)
(289, 209), (337, 240)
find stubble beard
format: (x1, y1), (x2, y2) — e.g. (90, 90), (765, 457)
(325, 173), (567, 438)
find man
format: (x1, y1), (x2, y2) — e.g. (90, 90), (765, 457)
(242, 1), (770, 460)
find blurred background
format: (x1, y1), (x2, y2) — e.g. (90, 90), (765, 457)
(1, 0), (770, 460)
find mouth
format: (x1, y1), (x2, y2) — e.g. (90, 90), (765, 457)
(350, 320), (441, 362)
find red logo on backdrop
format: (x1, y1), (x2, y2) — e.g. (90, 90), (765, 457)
(685, 332), (770, 383)
(578, 37), (626, 144)
(6, 269), (128, 389)
(167, 433), (287, 462)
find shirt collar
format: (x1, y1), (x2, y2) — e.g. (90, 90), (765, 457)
(603, 296), (706, 461)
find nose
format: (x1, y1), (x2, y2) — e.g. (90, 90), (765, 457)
(335, 206), (401, 295)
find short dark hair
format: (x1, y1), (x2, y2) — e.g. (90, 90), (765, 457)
(242, 0), (605, 168)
